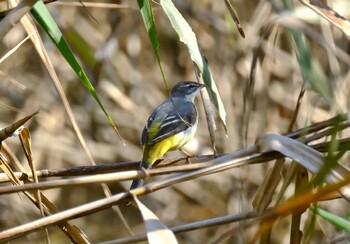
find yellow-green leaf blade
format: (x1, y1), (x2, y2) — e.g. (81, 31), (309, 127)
(138, 0), (168, 89)
(310, 205), (350, 231)
(30, 0), (123, 142)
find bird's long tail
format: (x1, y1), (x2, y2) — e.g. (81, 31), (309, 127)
(129, 162), (150, 190)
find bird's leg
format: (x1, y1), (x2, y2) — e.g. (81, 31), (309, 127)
(180, 148), (192, 164)
(141, 162), (151, 181)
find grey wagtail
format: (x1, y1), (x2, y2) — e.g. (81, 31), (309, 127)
(130, 81), (205, 190)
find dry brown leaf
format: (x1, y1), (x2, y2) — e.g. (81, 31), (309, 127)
(133, 195), (178, 244)
(300, 0), (350, 37)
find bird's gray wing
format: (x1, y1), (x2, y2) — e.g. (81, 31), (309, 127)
(141, 99), (174, 145)
(148, 100), (197, 145)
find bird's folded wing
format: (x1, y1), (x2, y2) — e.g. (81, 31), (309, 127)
(144, 101), (197, 145)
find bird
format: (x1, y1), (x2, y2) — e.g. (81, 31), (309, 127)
(130, 81), (205, 190)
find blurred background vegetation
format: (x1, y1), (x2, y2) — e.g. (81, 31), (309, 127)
(0, 0), (350, 243)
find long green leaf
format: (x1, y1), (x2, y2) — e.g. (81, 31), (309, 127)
(283, 0), (334, 107)
(160, 0), (227, 130)
(30, 0), (123, 143)
(310, 206), (350, 231)
(310, 115), (342, 186)
(138, 0), (168, 90)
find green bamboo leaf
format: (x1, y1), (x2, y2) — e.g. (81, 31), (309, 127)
(30, 0), (123, 143)
(284, 0), (334, 107)
(310, 115), (342, 186)
(65, 31), (96, 68)
(292, 30), (333, 106)
(138, 0), (168, 90)
(310, 205), (350, 231)
(160, 0), (227, 131)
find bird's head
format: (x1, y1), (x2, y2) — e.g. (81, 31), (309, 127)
(171, 81), (205, 99)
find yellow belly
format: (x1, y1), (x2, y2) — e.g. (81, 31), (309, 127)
(142, 123), (197, 166)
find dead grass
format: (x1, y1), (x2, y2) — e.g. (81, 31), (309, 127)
(0, 0), (350, 243)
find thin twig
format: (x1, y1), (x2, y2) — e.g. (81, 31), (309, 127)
(1, 117), (350, 186)
(1, 125), (350, 241)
